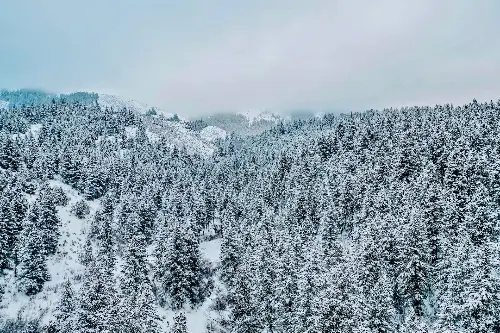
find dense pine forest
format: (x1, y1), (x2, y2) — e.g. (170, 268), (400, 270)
(0, 95), (499, 332)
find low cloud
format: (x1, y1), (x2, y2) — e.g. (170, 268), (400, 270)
(1, 0), (499, 116)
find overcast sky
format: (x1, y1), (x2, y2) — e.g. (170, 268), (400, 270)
(1, 0), (499, 116)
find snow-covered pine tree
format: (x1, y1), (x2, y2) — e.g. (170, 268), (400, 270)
(52, 279), (76, 333)
(0, 135), (21, 171)
(76, 244), (118, 333)
(157, 217), (204, 310)
(83, 155), (107, 200)
(39, 187), (61, 255)
(118, 220), (160, 333)
(170, 312), (187, 333)
(16, 205), (50, 295)
(0, 196), (13, 269)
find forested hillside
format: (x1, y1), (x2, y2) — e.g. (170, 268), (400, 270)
(0, 97), (499, 332)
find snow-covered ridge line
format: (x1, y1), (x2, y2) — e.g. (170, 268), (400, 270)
(200, 126), (227, 142)
(98, 94), (178, 119)
(236, 109), (282, 125)
(98, 94), (224, 156)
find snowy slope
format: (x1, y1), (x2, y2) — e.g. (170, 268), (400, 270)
(139, 120), (218, 156)
(0, 180), (95, 323)
(0, 180), (222, 332)
(200, 126), (227, 142)
(99, 94), (224, 156)
(98, 94), (177, 119)
(237, 109), (282, 125)
(0, 100), (8, 109)
(158, 239), (222, 332)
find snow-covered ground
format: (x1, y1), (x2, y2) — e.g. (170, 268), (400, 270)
(200, 126), (227, 142)
(159, 238), (222, 332)
(237, 109), (281, 124)
(98, 94), (177, 119)
(0, 180), (222, 332)
(0, 100), (8, 109)
(11, 123), (43, 140)
(124, 126), (138, 139)
(99, 94), (220, 156)
(0, 180), (95, 323)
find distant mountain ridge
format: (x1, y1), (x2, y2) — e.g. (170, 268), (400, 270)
(0, 89), (227, 156)
(0, 89), (323, 138)
(97, 94), (177, 119)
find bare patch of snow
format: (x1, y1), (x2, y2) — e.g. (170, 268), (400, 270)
(11, 123), (43, 140)
(200, 126), (227, 142)
(200, 238), (222, 266)
(124, 126), (138, 139)
(237, 109), (281, 125)
(30, 124), (43, 138)
(0, 180), (97, 324)
(146, 129), (160, 142)
(98, 94), (177, 119)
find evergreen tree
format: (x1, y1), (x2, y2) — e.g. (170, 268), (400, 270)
(52, 279), (76, 333)
(156, 217), (203, 310)
(16, 211), (50, 295)
(396, 209), (430, 318)
(39, 189), (61, 255)
(76, 246), (118, 333)
(59, 149), (81, 188)
(118, 227), (160, 332)
(0, 197), (13, 269)
(0, 136), (21, 170)
(170, 312), (187, 333)
(83, 159), (106, 200)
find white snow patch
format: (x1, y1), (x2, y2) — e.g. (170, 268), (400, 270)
(160, 238), (222, 332)
(30, 124), (43, 137)
(237, 109), (281, 124)
(98, 94), (177, 119)
(0, 179), (97, 324)
(124, 126), (138, 139)
(200, 238), (222, 266)
(11, 123), (43, 140)
(146, 129), (160, 142)
(200, 126), (227, 142)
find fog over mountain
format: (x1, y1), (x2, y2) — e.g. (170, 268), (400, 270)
(1, 1), (500, 115)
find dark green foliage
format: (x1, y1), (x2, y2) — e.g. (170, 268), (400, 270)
(39, 189), (61, 255)
(167, 114), (180, 122)
(0, 136), (21, 170)
(0, 197), (14, 269)
(59, 151), (81, 189)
